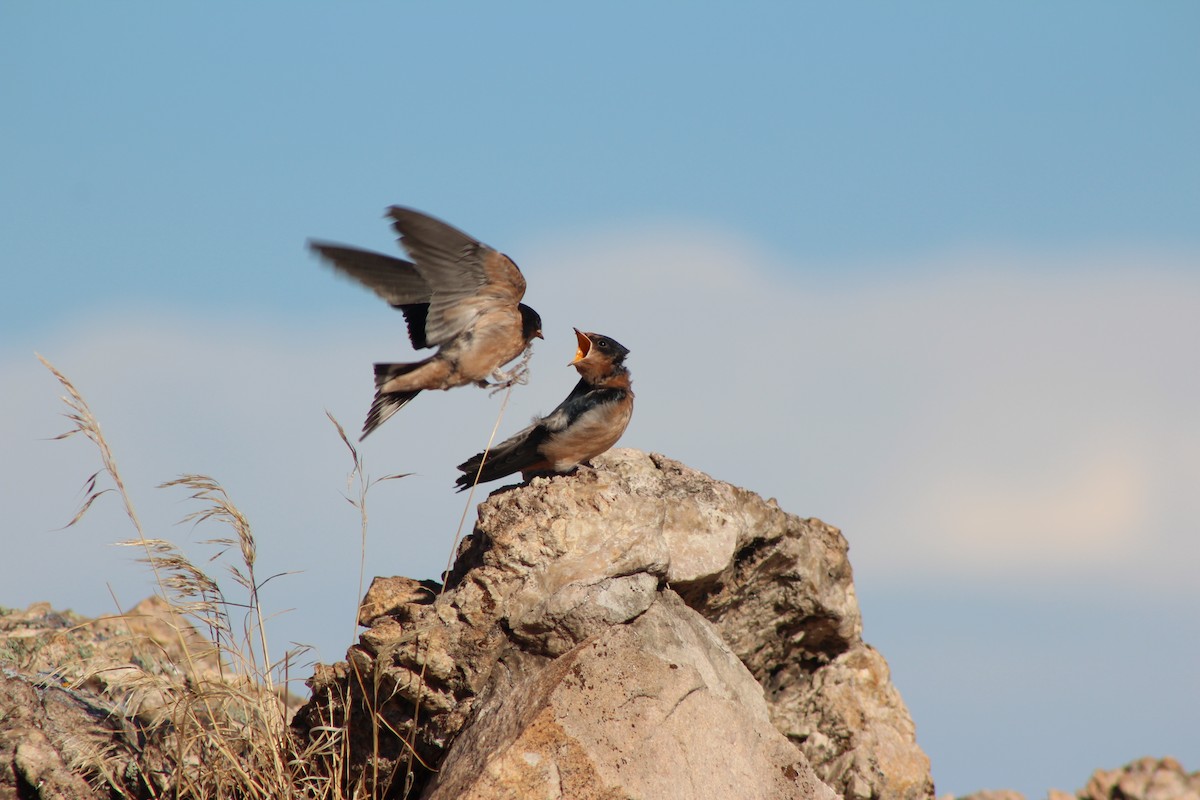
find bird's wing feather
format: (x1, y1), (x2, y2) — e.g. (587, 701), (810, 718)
(456, 420), (548, 485)
(540, 381), (626, 431)
(387, 207), (527, 347)
(455, 383), (629, 489)
(395, 304), (432, 350)
(309, 241), (431, 305)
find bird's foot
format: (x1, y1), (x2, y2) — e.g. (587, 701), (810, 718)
(484, 346), (534, 396)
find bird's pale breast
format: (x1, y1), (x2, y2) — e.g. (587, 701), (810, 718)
(542, 394), (633, 472)
(451, 306), (526, 382)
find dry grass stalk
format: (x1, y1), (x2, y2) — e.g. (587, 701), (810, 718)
(38, 355), (320, 798)
(37, 353), (516, 799)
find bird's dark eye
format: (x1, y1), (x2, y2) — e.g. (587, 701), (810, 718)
(597, 340), (609, 349)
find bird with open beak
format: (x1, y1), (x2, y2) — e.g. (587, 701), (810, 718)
(455, 329), (634, 491)
(309, 207), (543, 439)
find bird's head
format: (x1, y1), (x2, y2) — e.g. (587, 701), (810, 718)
(519, 304), (544, 343)
(570, 329), (630, 369)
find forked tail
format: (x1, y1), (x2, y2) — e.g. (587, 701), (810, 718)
(360, 361), (426, 440)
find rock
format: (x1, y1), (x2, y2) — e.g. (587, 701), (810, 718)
(0, 601), (173, 799)
(0, 596), (298, 799)
(358, 576), (441, 626)
(1078, 757), (1200, 800)
(955, 757), (1200, 800)
(0, 672), (114, 800)
(0, 596), (222, 692)
(7, 450), (1194, 799)
(294, 449), (934, 799)
(428, 595), (835, 800)
(506, 571), (660, 657)
(654, 454), (930, 800)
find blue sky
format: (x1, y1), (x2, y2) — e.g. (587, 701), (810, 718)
(3, 4), (1199, 797)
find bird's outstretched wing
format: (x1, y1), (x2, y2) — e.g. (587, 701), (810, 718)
(387, 206), (527, 348)
(308, 241), (432, 306)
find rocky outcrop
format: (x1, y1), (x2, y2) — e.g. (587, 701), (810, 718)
(1078, 757), (1200, 800)
(5, 450), (1194, 799)
(0, 596), (292, 800)
(429, 593), (828, 800)
(293, 448), (934, 799)
(954, 757), (1200, 800)
(0, 670), (114, 800)
(0, 597), (209, 799)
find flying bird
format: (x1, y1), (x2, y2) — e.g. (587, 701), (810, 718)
(455, 329), (634, 491)
(310, 207), (543, 439)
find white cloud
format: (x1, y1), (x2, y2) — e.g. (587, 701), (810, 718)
(522, 233), (1200, 591)
(913, 442), (1152, 565)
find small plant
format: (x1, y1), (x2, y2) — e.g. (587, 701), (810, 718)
(39, 355), (318, 798)
(36, 353), (517, 799)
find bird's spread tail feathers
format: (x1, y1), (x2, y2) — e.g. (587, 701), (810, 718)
(373, 360), (428, 389)
(454, 428), (547, 491)
(360, 361), (427, 439)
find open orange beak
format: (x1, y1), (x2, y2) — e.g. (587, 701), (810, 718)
(570, 328), (591, 365)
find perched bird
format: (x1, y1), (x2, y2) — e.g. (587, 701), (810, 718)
(310, 207), (543, 439)
(455, 329), (634, 491)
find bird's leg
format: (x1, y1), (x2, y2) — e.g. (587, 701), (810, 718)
(484, 345), (534, 396)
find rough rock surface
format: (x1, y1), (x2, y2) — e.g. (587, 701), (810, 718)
(953, 757), (1200, 800)
(0, 671), (113, 800)
(0, 596), (291, 799)
(0, 597), (215, 799)
(1078, 757), (1200, 800)
(429, 594), (830, 800)
(6, 453), (1195, 799)
(293, 448), (934, 799)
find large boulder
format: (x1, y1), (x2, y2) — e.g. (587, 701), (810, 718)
(294, 449), (934, 799)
